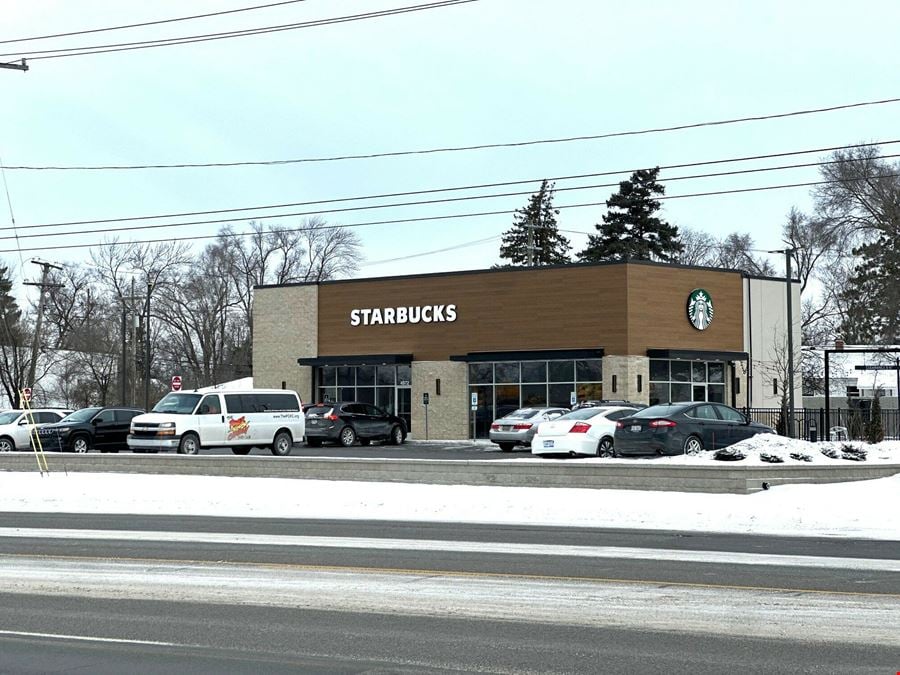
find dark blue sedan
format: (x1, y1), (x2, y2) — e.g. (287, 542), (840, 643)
(614, 402), (774, 456)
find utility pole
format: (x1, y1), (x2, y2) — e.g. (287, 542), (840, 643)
(0, 59), (28, 72)
(23, 259), (63, 398)
(121, 279), (144, 407)
(143, 279), (154, 411)
(769, 248), (797, 437)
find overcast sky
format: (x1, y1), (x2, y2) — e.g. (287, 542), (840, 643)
(1, 0), (898, 298)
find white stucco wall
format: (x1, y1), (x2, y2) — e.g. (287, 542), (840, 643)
(742, 277), (802, 409)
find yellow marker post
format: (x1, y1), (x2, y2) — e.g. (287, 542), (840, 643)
(20, 390), (48, 475)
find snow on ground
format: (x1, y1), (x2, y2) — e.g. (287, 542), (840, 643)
(0, 433), (898, 541)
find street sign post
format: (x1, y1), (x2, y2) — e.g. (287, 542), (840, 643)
(422, 392), (429, 440)
(171, 375), (182, 391)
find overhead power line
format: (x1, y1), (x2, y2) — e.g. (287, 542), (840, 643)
(4, 147), (897, 238)
(0, 0), (311, 44)
(0, 0), (478, 61)
(3, 99), (899, 170)
(1, 172), (897, 255)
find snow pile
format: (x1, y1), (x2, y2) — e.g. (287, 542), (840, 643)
(692, 434), (898, 465)
(0, 471), (897, 539)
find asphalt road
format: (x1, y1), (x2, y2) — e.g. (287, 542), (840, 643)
(143, 439), (556, 459)
(1, 513), (898, 673)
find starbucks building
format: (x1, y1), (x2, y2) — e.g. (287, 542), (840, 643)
(253, 260), (800, 439)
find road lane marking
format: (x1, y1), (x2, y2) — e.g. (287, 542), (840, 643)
(0, 629), (185, 647)
(1, 527), (898, 572)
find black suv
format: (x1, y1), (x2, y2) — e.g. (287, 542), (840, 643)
(37, 406), (145, 453)
(305, 402), (407, 447)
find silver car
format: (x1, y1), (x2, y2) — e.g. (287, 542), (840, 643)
(489, 407), (569, 451)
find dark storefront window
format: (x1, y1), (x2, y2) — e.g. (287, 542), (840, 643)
(649, 359), (728, 406)
(468, 358), (602, 438)
(469, 363), (493, 385)
(316, 364), (411, 432)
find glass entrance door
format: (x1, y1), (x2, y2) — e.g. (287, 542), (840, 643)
(396, 387), (411, 434)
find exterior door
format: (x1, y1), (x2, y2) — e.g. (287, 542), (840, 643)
(396, 388), (411, 434)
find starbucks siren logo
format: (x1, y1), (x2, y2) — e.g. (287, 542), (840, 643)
(687, 289), (714, 330)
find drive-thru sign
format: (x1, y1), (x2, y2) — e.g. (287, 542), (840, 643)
(171, 375), (182, 391)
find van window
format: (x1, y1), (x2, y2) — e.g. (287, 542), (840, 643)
(198, 395), (221, 415)
(225, 393), (299, 413)
(225, 394), (251, 414)
(257, 393), (300, 412)
(153, 393), (202, 414)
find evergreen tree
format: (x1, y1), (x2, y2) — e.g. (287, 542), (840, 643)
(0, 266), (21, 333)
(866, 394), (885, 444)
(839, 227), (900, 344)
(0, 265), (28, 408)
(578, 167), (683, 263)
(498, 180), (571, 266)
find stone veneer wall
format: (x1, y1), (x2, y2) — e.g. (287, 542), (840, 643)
(603, 355), (650, 405)
(411, 361), (469, 440)
(252, 285), (317, 403)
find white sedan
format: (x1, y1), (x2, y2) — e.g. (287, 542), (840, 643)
(531, 406), (639, 457)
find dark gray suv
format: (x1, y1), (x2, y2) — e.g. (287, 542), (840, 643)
(305, 402), (407, 447)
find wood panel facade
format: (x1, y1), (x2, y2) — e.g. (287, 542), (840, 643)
(625, 264), (744, 354)
(312, 262), (744, 360)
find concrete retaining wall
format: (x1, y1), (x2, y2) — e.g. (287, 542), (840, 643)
(2, 453), (898, 494)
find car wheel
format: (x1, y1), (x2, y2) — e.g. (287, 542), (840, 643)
(498, 442), (515, 452)
(270, 430), (292, 456)
(71, 435), (90, 454)
(0, 436), (14, 452)
(597, 437), (614, 457)
(683, 435), (704, 455)
(231, 447), (251, 455)
(339, 426), (357, 447)
(178, 433), (200, 455)
(306, 438), (322, 447)
(389, 425), (405, 446)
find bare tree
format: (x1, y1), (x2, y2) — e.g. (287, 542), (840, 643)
(714, 233), (776, 276)
(154, 243), (246, 387)
(814, 144), (900, 238)
(674, 227), (718, 267)
(300, 218), (362, 282)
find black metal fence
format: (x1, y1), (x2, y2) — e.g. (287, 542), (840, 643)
(748, 407), (900, 442)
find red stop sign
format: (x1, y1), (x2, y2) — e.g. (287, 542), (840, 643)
(171, 376), (182, 391)
(22, 387), (32, 402)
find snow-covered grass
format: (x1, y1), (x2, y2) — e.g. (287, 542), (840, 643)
(494, 434), (900, 465)
(1, 433), (898, 541)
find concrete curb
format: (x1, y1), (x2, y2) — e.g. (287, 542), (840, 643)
(2, 452), (898, 494)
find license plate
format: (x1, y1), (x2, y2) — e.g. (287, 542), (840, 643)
(543, 440), (554, 448)
(630, 425), (641, 432)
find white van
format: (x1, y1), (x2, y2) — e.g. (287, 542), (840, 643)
(127, 389), (304, 456)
